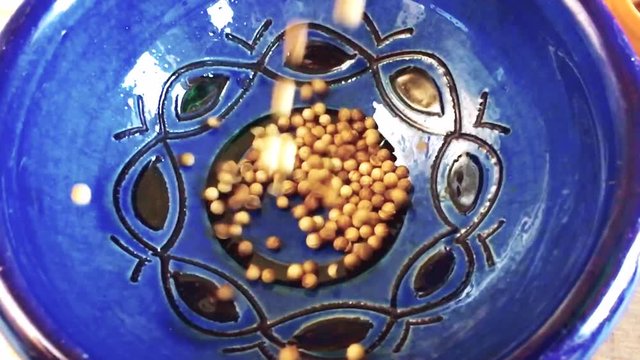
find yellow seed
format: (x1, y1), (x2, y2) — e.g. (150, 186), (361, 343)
(246, 195), (262, 210)
(261, 268), (276, 284)
(328, 208), (342, 221)
(311, 79), (328, 95)
(340, 184), (353, 198)
(344, 159), (358, 171)
(279, 344), (301, 360)
(337, 215), (352, 230)
(313, 102), (327, 116)
(358, 162), (372, 176)
(343, 203), (357, 216)
(359, 175), (373, 187)
(243, 170), (256, 183)
(364, 117), (376, 129)
(70, 183), (92, 206)
(207, 116), (221, 128)
(276, 196), (290, 209)
(216, 284), (235, 301)
(345, 227), (360, 242)
(367, 235), (383, 250)
(343, 253), (361, 270)
(333, 0), (366, 28)
(303, 260), (319, 274)
(374, 223), (390, 238)
(354, 242), (374, 261)
(318, 113), (331, 126)
(249, 182), (263, 197)
(396, 165), (410, 179)
(284, 21), (308, 65)
(300, 83), (314, 102)
(352, 209), (370, 228)
(387, 188), (409, 208)
(333, 236), (349, 251)
(179, 152), (195, 167)
(298, 146), (312, 160)
(213, 223), (231, 239)
(372, 181), (386, 194)
(287, 264), (304, 281)
(351, 108), (365, 121)
(302, 108), (315, 121)
(237, 240), (253, 257)
(302, 273), (319, 289)
(338, 107), (351, 121)
(304, 194), (320, 211)
(277, 116), (291, 131)
(346, 342), (366, 360)
(398, 178), (412, 191)
(291, 204), (308, 219)
(383, 172), (399, 188)
(327, 263), (339, 278)
(371, 194), (385, 208)
(359, 225), (373, 239)
(272, 78), (296, 117)
(319, 225), (336, 241)
(229, 224), (243, 237)
(291, 113), (305, 128)
(298, 180), (312, 196)
(218, 182), (232, 194)
(299, 216), (315, 232)
(233, 211), (251, 225)
(263, 235), (282, 251)
(312, 215), (325, 229)
(365, 129), (381, 147)
(209, 200), (225, 215)
(246, 264), (261, 281)
(370, 168), (383, 181)
(330, 158), (343, 171)
(255, 170), (269, 183)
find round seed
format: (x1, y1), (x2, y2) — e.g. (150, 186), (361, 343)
(338, 107), (351, 121)
(367, 235), (383, 250)
(213, 223), (231, 239)
(346, 343), (366, 360)
(337, 215), (352, 230)
(245, 195), (262, 210)
(372, 181), (386, 194)
(383, 172), (399, 188)
(313, 102), (327, 116)
(343, 253), (361, 270)
(237, 240), (254, 257)
(287, 263), (304, 280)
(398, 178), (412, 191)
(374, 223), (389, 237)
(302, 108), (315, 121)
(70, 183), (92, 206)
(333, 236), (349, 251)
(364, 117), (376, 129)
(246, 264), (261, 281)
(387, 188), (409, 208)
(203, 187), (220, 201)
(249, 182), (264, 196)
(209, 200), (225, 215)
(304, 194), (320, 212)
(207, 116), (221, 128)
(218, 182), (232, 194)
(179, 152), (195, 167)
(344, 159), (358, 171)
(299, 216), (315, 232)
(266, 236), (282, 251)
(312, 215), (325, 229)
(370, 168), (383, 181)
(354, 242), (374, 261)
(359, 225), (373, 239)
(291, 113), (305, 127)
(302, 273), (318, 289)
(352, 209), (369, 228)
(292, 204), (308, 219)
(340, 185), (353, 198)
(343, 203), (357, 216)
(327, 263), (339, 278)
(233, 211), (251, 225)
(229, 224), (243, 237)
(311, 79), (328, 95)
(300, 83), (314, 101)
(279, 345), (301, 360)
(216, 284), (234, 301)
(276, 196), (290, 209)
(371, 194), (385, 208)
(359, 176), (373, 187)
(261, 268), (276, 284)
(303, 260), (318, 274)
(328, 208), (342, 221)
(298, 180), (311, 196)
(319, 226), (336, 241)
(277, 116), (291, 131)
(358, 162), (372, 176)
(306, 233), (322, 249)
(345, 227), (360, 242)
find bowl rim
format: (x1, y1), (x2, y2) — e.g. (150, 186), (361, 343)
(0, 0), (639, 359)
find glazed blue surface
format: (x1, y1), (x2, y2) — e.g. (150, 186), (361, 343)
(0, 0), (639, 359)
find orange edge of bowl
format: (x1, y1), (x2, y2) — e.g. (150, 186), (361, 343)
(604, 0), (640, 55)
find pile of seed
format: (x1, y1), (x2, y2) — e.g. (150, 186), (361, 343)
(204, 94), (412, 287)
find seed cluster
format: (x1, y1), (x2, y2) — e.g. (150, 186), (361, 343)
(206, 79), (412, 288)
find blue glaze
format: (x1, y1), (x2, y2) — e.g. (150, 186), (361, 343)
(0, 1), (639, 359)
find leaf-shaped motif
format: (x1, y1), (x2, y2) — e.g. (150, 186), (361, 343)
(391, 66), (443, 116)
(171, 272), (239, 323)
(132, 157), (169, 231)
(179, 74), (230, 120)
(413, 248), (456, 298)
(292, 317), (373, 352)
(446, 153), (484, 215)
(286, 40), (357, 75)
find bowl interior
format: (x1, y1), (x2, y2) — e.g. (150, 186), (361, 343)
(0, 0), (624, 359)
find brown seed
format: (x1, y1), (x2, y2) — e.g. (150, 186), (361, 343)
(261, 268), (276, 284)
(266, 236), (282, 251)
(333, 236), (349, 251)
(326, 123), (337, 134)
(207, 116), (221, 128)
(299, 216), (315, 232)
(337, 170), (350, 182)
(354, 242), (374, 261)
(213, 223), (231, 239)
(364, 117), (376, 129)
(378, 148), (392, 161)
(298, 181), (312, 197)
(396, 165), (410, 178)
(387, 188), (409, 208)
(345, 227), (360, 242)
(291, 113), (305, 128)
(311, 79), (328, 95)
(233, 211), (251, 225)
(228, 194), (246, 210)
(351, 108), (364, 121)
(346, 343), (366, 360)
(343, 203), (357, 216)
(319, 226), (336, 241)
(311, 125), (325, 138)
(371, 194), (385, 209)
(276, 196), (290, 209)
(383, 172), (399, 188)
(313, 102), (327, 116)
(337, 215), (352, 230)
(355, 139), (367, 151)
(359, 225), (373, 239)
(302, 260), (319, 274)
(179, 152), (195, 167)
(367, 211), (380, 225)
(374, 223), (390, 238)
(216, 284), (235, 301)
(229, 224), (243, 237)
(327, 263), (339, 279)
(302, 273), (318, 289)
(292, 204), (308, 219)
(245, 195), (262, 210)
(398, 178), (412, 191)
(304, 194), (320, 211)
(209, 200), (225, 215)
(246, 264), (261, 281)
(371, 181), (386, 195)
(367, 235), (383, 250)
(338, 145), (357, 161)
(338, 107), (351, 121)
(343, 253), (361, 270)
(355, 151), (369, 163)
(279, 345), (301, 360)
(287, 263), (304, 280)
(238, 240), (253, 257)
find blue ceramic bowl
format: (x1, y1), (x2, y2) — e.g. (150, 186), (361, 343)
(1, 1), (639, 359)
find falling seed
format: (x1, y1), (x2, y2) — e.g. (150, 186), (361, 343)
(266, 236), (282, 251)
(300, 83), (314, 101)
(327, 263), (339, 278)
(216, 284), (235, 301)
(302, 273), (318, 289)
(310, 79), (328, 95)
(233, 211), (251, 225)
(70, 183), (92, 206)
(258, 134), (298, 176)
(179, 152), (196, 167)
(284, 22), (308, 66)
(302, 260), (319, 274)
(229, 224), (243, 237)
(261, 268), (277, 284)
(287, 263), (304, 280)
(417, 139), (428, 152)
(203, 187), (220, 201)
(272, 78), (297, 117)
(246, 264), (261, 281)
(306, 233), (322, 249)
(279, 344), (301, 360)
(333, 0), (366, 28)
(206, 116), (221, 128)
(346, 342), (366, 360)
(276, 196), (290, 209)
(237, 240), (253, 257)
(213, 223), (231, 239)
(209, 200), (225, 215)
